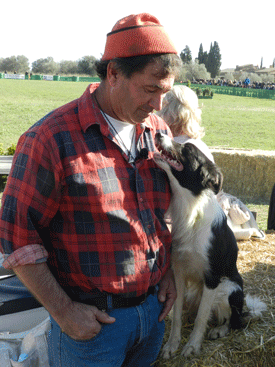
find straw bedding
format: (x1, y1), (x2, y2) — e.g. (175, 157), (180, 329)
(156, 233), (275, 367)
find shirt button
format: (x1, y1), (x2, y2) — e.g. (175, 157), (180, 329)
(140, 198), (143, 202)
(147, 225), (151, 229)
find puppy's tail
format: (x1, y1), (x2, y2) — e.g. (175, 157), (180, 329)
(243, 294), (267, 322)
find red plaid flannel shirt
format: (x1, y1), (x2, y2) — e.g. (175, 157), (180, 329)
(0, 83), (172, 297)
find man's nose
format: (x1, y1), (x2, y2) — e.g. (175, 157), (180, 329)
(149, 94), (164, 111)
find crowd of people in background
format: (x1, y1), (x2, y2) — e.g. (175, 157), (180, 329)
(189, 78), (275, 90)
(3, 69), (275, 91)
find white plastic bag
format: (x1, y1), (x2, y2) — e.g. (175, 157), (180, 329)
(217, 191), (265, 240)
(0, 310), (50, 367)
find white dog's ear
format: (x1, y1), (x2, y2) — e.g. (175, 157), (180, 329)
(200, 166), (223, 194)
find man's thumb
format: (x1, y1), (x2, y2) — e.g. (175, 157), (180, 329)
(95, 310), (116, 324)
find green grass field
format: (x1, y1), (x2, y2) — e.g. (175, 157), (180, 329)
(200, 94), (275, 150)
(1, 79), (274, 229)
(1, 79), (275, 151)
(0, 80), (91, 150)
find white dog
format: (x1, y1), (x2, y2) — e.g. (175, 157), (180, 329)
(153, 133), (266, 358)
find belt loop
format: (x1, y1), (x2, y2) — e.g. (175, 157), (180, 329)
(106, 294), (113, 310)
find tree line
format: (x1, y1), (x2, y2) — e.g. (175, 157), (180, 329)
(0, 55), (98, 76)
(1, 43), (275, 83)
(180, 42), (222, 79)
(0, 43), (221, 78)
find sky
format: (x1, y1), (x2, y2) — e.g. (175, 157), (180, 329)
(1, 0), (274, 71)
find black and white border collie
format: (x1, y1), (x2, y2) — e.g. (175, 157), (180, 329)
(154, 133), (266, 358)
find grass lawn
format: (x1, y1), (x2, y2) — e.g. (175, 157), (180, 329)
(0, 79), (91, 150)
(1, 79), (275, 230)
(200, 94), (275, 150)
(1, 79), (275, 151)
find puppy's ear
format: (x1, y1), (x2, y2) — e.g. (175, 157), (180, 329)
(200, 165), (223, 194)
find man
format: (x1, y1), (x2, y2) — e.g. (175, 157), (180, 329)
(0, 13), (182, 366)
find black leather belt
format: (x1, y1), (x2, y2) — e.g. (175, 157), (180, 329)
(0, 296), (42, 315)
(70, 286), (156, 311)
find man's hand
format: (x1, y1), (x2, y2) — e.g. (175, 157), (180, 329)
(158, 268), (177, 322)
(58, 301), (116, 341)
(13, 263), (115, 341)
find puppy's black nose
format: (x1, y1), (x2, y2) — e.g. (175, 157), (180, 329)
(155, 132), (164, 142)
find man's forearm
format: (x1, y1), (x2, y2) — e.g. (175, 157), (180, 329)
(13, 262), (116, 340)
(13, 262), (72, 324)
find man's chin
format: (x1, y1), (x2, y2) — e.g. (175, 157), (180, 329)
(136, 110), (153, 123)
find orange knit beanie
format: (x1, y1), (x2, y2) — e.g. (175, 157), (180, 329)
(102, 13), (178, 61)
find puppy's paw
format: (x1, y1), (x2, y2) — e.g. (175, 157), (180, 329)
(208, 324), (229, 340)
(181, 341), (201, 357)
(161, 338), (181, 359)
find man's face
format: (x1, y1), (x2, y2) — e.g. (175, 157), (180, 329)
(109, 61), (175, 124)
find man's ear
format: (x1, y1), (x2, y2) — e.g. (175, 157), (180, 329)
(107, 61), (120, 87)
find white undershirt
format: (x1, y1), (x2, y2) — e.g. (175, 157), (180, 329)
(102, 112), (136, 160)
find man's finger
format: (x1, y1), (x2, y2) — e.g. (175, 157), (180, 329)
(94, 309), (116, 324)
(158, 289), (167, 303)
(158, 294), (176, 322)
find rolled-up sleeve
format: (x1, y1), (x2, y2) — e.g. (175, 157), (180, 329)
(2, 244), (48, 269)
(0, 120), (62, 268)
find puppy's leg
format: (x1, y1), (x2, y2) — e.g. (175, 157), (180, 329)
(162, 261), (185, 359)
(208, 279), (242, 339)
(208, 281), (232, 339)
(181, 285), (217, 357)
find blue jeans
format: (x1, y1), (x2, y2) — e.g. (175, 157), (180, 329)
(47, 290), (165, 366)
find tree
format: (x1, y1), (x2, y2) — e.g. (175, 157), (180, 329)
(206, 43), (213, 75)
(224, 72), (235, 81)
(248, 73), (262, 83)
(197, 44), (208, 66)
(0, 55), (29, 73)
(59, 60), (78, 75)
(32, 57), (60, 74)
(17, 55), (30, 72)
(262, 74), (274, 83)
(198, 44), (204, 63)
(206, 42), (221, 78)
(181, 60), (211, 81)
(77, 56), (97, 75)
(180, 46), (192, 64)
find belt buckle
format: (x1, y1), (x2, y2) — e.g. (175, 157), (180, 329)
(140, 296), (146, 305)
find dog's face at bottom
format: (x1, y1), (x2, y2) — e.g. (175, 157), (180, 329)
(154, 133), (223, 196)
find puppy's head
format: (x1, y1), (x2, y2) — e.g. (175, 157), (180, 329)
(154, 133), (223, 196)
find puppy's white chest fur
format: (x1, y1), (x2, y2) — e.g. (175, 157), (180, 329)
(168, 185), (223, 280)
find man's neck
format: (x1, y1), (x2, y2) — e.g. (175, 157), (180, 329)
(95, 82), (120, 120)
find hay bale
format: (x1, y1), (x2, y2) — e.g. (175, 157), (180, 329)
(156, 234), (275, 367)
(211, 149), (275, 202)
